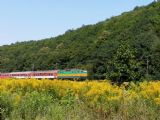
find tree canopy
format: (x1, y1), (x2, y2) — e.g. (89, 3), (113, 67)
(107, 42), (142, 83)
(0, 2), (160, 81)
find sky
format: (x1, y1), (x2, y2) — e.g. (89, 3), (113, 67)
(0, 0), (153, 46)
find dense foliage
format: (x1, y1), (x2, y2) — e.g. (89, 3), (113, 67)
(0, 79), (160, 120)
(0, 2), (160, 81)
(107, 42), (142, 83)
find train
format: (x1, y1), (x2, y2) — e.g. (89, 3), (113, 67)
(0, 69), (88, 79)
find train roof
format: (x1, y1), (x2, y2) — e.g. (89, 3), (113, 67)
(0, 69), (87, 74)
(1, 70), (58, 74)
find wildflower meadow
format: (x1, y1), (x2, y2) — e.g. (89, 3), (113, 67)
(0, 79), (160, 120)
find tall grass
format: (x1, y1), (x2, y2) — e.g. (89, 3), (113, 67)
(0, 79), (160, 120)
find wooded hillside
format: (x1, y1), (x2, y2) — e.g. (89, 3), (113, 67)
(0, 1), (160, 81)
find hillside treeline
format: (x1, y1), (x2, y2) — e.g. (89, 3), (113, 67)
(0, 2), (160, 81)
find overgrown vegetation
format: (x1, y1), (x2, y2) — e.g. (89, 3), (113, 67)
(0, 2), (160, 82)
(107, 42), (142, 83)
(0, 79), (160, 120)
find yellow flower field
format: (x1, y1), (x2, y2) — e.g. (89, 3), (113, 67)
(1, 79), (160, 103)
(0, 79), (160, 120)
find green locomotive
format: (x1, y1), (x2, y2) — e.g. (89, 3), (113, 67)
(58, 69), (88, 79)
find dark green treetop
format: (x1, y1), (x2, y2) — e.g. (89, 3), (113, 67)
(107, 42), (142, 83)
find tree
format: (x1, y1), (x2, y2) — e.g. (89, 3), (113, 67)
(107, 42), (142, 83)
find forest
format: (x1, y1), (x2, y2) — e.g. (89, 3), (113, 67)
(0, 1), (160, 82)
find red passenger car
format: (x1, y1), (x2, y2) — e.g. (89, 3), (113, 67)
(0, 70), (58, 79)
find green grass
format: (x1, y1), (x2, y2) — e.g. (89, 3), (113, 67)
(1, 91), (160, 120)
